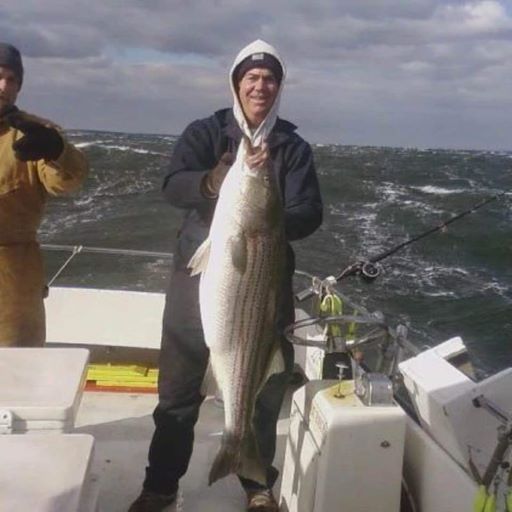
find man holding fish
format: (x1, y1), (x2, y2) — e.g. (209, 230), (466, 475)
(130, 39), (322, 512)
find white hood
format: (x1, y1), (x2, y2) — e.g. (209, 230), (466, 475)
(229, 39), (286, 147)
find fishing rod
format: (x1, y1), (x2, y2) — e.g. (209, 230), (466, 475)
(296, 189), (510, 302)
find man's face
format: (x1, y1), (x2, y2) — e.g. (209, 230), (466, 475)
(0, 66), (20, 115)
(237, 68), (279, 128)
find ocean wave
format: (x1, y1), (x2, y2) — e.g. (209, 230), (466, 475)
(75, 140), (111, 148)
(377, 182), (409, 201)
(400, 199), (445, 215)
(73, 195), (95, 206)
(424, 266), (469, 276)
(77, 142), (166, 156)
(413, 185), (469, 195)
(90, 177), (156, 196)
(100, 144), (159, 155)
(420, 290), (457, 298)
(482, 280), (511, 299)
(102, 144), (151, 154)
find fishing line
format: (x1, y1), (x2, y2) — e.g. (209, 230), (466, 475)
(297, 189), (510, 301)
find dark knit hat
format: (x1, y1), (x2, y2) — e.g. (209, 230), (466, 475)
(234, 52), (283, 85)
(0, 43), (23, 87)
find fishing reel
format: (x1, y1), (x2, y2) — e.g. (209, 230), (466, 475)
(294, 261), (382, 303)
(338, 259), (382, 283)
(359, 261), (381, 282)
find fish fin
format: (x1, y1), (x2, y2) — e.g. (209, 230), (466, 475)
(253, 336), (286, 404)
(200, 358), (218, 397)
(187, 237), (211, 275)
(261, 284), (285, 381)
(262, 343), (285, 384)
(228, 234), (247, 274)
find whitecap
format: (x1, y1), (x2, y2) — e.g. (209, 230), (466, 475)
(421, 290), (457, 298)
(413, 185), (468, 195)
(75, 141), (112, 148)
(99, 144), (164, 155)
(73, 196), (95, 206)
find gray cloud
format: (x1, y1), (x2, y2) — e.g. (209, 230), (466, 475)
(2, 0), (512, 149)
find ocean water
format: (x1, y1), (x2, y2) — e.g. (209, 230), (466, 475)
(40, 130), (512, 376)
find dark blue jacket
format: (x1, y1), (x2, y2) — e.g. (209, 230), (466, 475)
(163, 108), (323, 277)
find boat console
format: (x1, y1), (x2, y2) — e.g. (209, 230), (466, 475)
(285, 275), (511, 511)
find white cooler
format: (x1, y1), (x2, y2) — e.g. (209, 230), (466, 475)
(0, 347), (89, 433)
(0, 433), (96, 511)
(0, 348), (99, 511)
(280, 380), (406, 512)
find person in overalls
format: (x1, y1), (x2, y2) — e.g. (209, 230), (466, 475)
(0, 42), (88, 347)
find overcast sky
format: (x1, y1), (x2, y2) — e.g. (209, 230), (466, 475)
(2, 0), (512, 150)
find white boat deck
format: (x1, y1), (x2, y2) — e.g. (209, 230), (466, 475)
(75, 390), (293, 512)
(5, 286), (500, 512)
(42, 286), (292, 511)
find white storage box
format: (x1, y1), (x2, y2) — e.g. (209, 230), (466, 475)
(398, 336), (512, 480)
(0, 433), (96, 511)
(0, 348), (89, 433)
(280, 380), (406, 512)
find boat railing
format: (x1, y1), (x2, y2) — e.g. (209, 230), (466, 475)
(42, 244), (420, 382)
(42, 243), (174, 286)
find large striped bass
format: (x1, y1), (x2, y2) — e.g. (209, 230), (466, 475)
(188, 137), (286, 486)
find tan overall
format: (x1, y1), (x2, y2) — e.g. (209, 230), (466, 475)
(0, 112), (88, 346)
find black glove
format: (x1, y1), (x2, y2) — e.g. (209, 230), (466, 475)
(7, 113), (64, 161)
(200, 152), (235, 198)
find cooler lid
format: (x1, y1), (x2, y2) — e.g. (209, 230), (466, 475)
(0, 348), (89, 421)
(0, 433), (94, 511)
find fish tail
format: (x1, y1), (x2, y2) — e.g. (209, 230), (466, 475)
(208, 431), (267, 487)
(208, 435), (240, 486)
